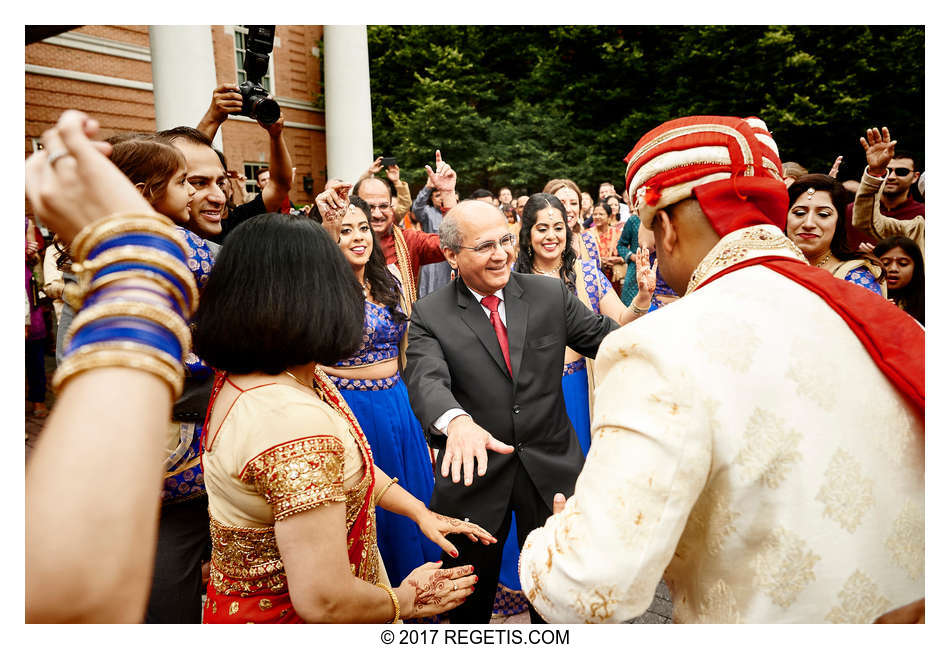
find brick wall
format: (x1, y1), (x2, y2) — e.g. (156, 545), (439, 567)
(26, 25), (326, 212)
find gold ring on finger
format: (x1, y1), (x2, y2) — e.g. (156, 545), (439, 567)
(47, 150), (72, 167)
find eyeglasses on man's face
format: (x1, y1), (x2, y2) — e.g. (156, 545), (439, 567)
(458, 233), (517, 255)
(366, 201), (394, 213)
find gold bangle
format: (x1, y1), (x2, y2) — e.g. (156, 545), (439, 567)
(631, 301), (650, 315)
(74, 245), (189, 278)
(374, 477), (399, 506)
(64, 301), (192, 360)
(72, 212), (182, 262)
(376, 583), (400, 623)
(61, 340), (182, 375)
(52, 348), (184, 397)
(85, 270), (193, 318)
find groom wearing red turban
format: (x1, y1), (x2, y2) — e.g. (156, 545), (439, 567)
(519, 115), (924, 623)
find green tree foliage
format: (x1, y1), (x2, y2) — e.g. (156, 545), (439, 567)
(366, 25), (923, 197)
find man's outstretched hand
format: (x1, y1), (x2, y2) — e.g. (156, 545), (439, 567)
(860, 126), (896, 176)
(442, 415), (514, 486)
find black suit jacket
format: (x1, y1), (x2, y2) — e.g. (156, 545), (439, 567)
(404, 272), (618, 533)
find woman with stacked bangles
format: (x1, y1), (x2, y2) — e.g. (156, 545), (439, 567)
(25, 110), (201, 622)
(313, 188), (443, 590)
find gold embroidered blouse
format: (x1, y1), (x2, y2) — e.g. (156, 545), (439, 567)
(203, 383), (385, 596)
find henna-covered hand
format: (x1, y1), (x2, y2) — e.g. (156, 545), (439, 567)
(314, 180), (351, 241)
(635, 246), (658, 295)
(416, 510), (496, 558)
(399, 562), (477, 618)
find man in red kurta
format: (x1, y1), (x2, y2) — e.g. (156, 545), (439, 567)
(355, 152), (459, 292)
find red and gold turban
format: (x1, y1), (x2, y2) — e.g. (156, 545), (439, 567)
(623, 116), (789, 236)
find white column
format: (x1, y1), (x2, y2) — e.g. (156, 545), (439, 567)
(148, 26), (221, 148)
(323, 25), (374, 184)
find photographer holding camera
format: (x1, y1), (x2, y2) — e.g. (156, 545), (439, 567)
(195, 28), (292, 243)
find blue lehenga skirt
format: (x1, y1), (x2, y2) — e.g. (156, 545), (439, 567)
(494, 358), (591, 616)
(330, 373), (441, 585)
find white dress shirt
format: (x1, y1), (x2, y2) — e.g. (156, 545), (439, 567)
(432, 286), (506, 435)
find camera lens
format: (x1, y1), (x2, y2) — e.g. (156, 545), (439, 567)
(253, 97), (281, 126)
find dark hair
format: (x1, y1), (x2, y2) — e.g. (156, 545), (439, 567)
(892, 150), (917, 171)
(353, 175), (394, 199)
(255, 166), (270, 181)
(873, 236), (925, 325)
(155, 126), (215, 148)
(513, 193), (577, 293)
(470, 189), (494, 200)
(787, 174), (882, 276)
(193, 212), (364, 373)
(348, 196), (408, 324)
(110, 138), (186, 207)
(213, 148), (235, 219)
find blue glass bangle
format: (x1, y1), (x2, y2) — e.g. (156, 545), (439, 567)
(88, 233), (187, 265)
(92, 262), (189, 306)
(86, 285), (183, 317)
(67, 317), (183, 360)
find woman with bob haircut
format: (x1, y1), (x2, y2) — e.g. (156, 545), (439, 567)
(786, 174), (886, 296)
(194, 213), (492, 623)
(873, 235), (925, 325)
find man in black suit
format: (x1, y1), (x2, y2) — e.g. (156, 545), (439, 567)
(404, 200), (618, 623)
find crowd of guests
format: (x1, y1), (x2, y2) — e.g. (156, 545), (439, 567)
(25, 85), (924, 625)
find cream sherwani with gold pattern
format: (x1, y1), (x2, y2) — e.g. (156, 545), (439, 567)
(519, 225), (924, 623)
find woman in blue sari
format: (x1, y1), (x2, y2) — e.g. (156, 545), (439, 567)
(320, 196), (441, 587)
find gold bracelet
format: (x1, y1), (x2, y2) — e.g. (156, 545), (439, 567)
(376, 583), (400, 623)
(71, 212), (182, 262)
(631, 301), (650, 315)
(64, 301), (192, 360)
(53, 348), (184, 397)
(60, 340), (182, 376)
(374, 477), (399, 506)
(85, 270), (193, 318)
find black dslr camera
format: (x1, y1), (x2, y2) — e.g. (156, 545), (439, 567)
(239, 25), (280, 125)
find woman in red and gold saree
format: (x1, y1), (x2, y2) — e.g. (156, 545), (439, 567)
(194, 213), (494, 623)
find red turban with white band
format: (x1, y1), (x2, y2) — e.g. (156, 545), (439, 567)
(623, 116), (789, 236)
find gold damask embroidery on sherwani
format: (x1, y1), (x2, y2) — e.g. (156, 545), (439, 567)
(519, 225), (924, 623)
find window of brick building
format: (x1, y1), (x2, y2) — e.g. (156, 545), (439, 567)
(243, 162), (269, 196)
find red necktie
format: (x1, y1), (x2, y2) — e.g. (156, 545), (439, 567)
(480, 295), (511, 376)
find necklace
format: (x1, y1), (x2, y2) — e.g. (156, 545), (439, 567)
(284, 370), (313, 390)
(813, 251), (833, 268)
(532, 262), (562, 277)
